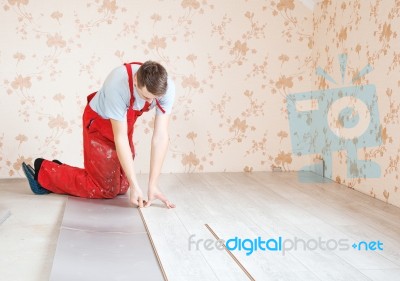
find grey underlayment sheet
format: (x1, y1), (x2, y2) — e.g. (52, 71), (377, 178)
(0, 209), (11, 225)
(49, 196), (164, 281)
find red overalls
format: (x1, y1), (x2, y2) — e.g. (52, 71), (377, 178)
(37, 62), (165, 198)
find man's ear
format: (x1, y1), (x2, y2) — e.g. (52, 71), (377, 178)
(134, 73), (141, 88)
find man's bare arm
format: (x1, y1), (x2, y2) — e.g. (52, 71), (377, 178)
(110, 118), (144, 207)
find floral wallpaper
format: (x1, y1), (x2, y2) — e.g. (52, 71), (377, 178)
(0, 0), (313, 176)
(309, 0), (400, 207)
(0, 0), (398, 207)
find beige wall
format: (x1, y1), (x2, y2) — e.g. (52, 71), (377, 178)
(1, 1), (399, 207)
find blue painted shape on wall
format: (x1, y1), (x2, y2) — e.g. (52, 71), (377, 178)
(287, 84), (381, 180)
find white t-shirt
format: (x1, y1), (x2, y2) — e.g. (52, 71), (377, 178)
(89, 64), (175, 121)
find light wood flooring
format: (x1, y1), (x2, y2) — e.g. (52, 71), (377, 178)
(1, 172), (400, 281)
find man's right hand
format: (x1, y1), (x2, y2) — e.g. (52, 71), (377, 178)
(130, 186), (144, 208)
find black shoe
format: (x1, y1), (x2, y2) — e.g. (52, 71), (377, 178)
(34, 158), (44, 181)
(22, 162), (50, 195)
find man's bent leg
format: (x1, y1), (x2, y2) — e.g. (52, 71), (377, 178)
(37, 160), (103, 198)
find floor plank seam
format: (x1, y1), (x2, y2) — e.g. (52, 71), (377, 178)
(138, 207), (169, 281)
(205, 223), (256, 281)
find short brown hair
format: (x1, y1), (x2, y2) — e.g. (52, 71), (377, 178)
(136, 61), (168, 96)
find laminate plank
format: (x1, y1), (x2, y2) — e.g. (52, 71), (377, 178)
(207, 221), (321, 281)
(140, 174), (249, 281)
(245, 172), (400, 269)
(360, 269), (400, 281)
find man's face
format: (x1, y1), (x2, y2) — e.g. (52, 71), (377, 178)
(136, 85), (157, 103)
(134, 75), (157, 103)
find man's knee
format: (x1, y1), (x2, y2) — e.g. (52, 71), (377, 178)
(100, 184), (120, 199)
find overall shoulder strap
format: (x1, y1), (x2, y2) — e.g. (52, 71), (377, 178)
(155, 99), (166, 114)
(123, 62), (142, 107)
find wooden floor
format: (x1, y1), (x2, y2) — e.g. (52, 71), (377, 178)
(139, 172), (400, 281)
(1, 172), (400, 281)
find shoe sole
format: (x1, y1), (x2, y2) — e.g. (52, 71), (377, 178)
(27, 164), (35, 175)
